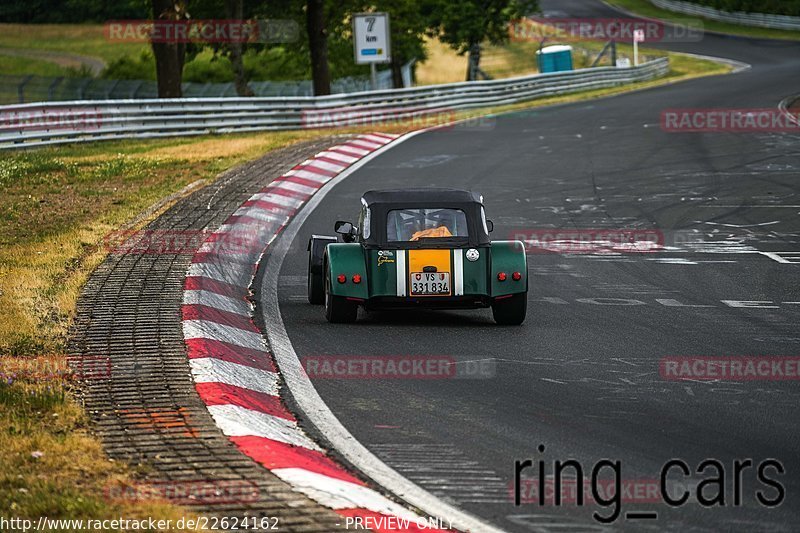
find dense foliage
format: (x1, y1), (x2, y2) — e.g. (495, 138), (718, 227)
(676, 0), (800, 16)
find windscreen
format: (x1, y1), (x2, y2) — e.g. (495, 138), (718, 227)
(386, 208), (468, 241)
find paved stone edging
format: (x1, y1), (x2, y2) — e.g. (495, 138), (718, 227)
(68, 137), (352, 531)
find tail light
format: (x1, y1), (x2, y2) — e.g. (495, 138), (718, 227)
(512, 271), (522, 281)
(337, 274), (347, 284)
(352, 274), (362, 284)
(497, 272), (507, 282)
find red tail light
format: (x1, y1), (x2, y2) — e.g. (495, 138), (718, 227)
(337, 274), (346, 284)
(512, 271), (522, 281)
(352, 274), (362, 284)
(497, 272), (507, 282)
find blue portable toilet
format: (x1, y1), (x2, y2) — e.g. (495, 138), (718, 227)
(536, 45), (574, 73)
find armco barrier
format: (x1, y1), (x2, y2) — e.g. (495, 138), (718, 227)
(0, 58), (668, 150)
(649, 0), (800, 30)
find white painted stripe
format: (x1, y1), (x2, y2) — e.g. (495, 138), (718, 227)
(272, 180), (318, 195)
(315, 150), (358, 164)
(250, 192), (304, 208)
(183, 289), (250, 316)
(233, 206), (288, 225)
(359, 134), (394, 144)
(454, 249), (464, 296)
(187, 262), (252, 287)
(190, 357), (279, 395)
(331, 144), (370, 156)
(207, 405), (321, 450)
(345, 140), (382, 151)
(183, 320), (264, 352)
(396, 250), (406, 297)
(283, 168), (333, 183)
(271, 468), (420, 520)
(300, 159), (347, 173)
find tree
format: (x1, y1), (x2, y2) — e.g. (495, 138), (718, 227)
(374, 0), (428, 88)
(151, 0), (189, 98)
(306, 0), (331, 95)
(425, 0), (538, 81)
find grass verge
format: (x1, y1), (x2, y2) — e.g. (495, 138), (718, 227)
(603, 0), (800, 41)
(0, 49), (728, 527)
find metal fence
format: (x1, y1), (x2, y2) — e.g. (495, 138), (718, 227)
(0, 62), (414, 105)
(649, 0), (800, 30)
(0, 58), (668, 150)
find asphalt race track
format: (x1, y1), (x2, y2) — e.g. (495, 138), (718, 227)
(261, 1), (800, 531)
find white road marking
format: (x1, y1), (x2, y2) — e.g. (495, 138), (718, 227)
(190, 357), (279, 395)
(271, 468), (419, 519)
(187, 262), (252, 287)
(183, 289), (251, 315)
(207, 405), (321, 450)
(183, 320), (265, 351)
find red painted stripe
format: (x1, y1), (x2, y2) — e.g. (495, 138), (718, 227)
(291, 163), (338, 178)
(195, 382), (292, 420)
(185, 338), (275, 371)
(230, 436), (364, 485)
(276, 175), (328, 189)
(265, 186), (311, 201)
(184, 276), (248, 299)
(182, 304), (259, 333)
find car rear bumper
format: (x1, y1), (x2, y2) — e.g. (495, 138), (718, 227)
(363, 295), (494, 310)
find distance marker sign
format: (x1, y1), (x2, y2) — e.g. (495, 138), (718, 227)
(353, 13), (391, 64)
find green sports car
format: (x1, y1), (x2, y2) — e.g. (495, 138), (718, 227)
(307, 188), (528, 324)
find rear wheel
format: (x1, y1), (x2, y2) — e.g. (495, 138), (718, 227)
(492, 293), (527, 325)
(324, 268), (358, 323)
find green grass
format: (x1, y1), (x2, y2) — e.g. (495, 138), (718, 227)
(0, 54), (72, 77)
(0, 24), (145, 65)
(604, 0), (800, 41)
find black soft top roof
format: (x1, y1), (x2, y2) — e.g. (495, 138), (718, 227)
(362, 188), (483, 207)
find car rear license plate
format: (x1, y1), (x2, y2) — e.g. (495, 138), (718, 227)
(410, 272), (450, 296)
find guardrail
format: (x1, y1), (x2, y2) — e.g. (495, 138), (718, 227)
(649, 0), (800, 30)
(0, 58), (668, 150)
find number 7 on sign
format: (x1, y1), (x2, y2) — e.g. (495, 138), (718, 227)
(366, 17), (375, 31)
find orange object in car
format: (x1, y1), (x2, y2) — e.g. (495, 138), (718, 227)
(410, 226), (452, 241)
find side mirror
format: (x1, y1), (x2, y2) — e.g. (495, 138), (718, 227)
(486, 220), (494, 233)
(335, 220), (356, 242)
(335, 220), (354, 234)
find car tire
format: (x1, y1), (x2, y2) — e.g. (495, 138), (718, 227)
(324, 269), (358, 323)
(492, 293), (527, 325)
(308, 252), (324, 304)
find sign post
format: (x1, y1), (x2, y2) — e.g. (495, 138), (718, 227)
(633, 29), (644, 67)
(353, 13), (391, 91)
